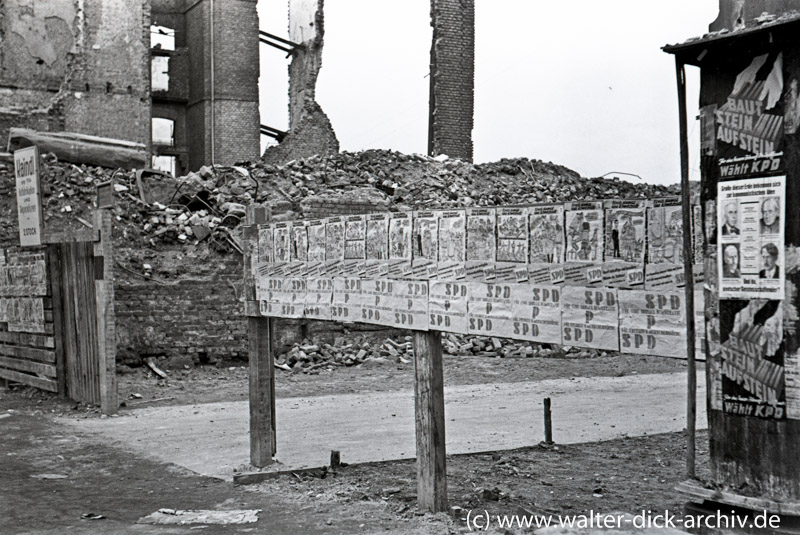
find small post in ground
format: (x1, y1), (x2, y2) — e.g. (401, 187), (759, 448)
(544, 397), (553, 444)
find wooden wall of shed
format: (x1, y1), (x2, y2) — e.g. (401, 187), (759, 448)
(698, 29), (800, 500)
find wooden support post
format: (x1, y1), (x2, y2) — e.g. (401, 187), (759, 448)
(93, 209), (117, 415)
(674, 57), (697, 479)
(47, 244), (67, 397)
(246, 205), (274, 466)
(413, 330), (447, 513)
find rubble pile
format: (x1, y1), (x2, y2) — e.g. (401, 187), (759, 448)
(276, 333), (606, 372)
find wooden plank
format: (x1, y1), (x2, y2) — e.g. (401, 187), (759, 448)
(94, 210), (117, 415)
(677, 479), (800, 515)
(61, 243), (80, 400)
(0, 356), (56, 377)
(413, 330), (448, 513)
(0, 330), (55, 349)
(47, 244), (67, 396)
(0, 344), (56, 363)
(41, 229), (98, 244)
(249, 316), (274, 466)
(0, 367), (57, 392)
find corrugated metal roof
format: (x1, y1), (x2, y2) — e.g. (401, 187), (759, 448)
(663, 11), (800, 60)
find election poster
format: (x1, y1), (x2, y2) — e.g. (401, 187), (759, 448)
(306, 219), (326, 276)
(496, 207), (529, 282)
(564, 201), (603, 262)
(618, 290), (686, 358)
(604, 199), (646, 263)
(648, 197), (684, 265)
(428, 280), (469, 334)
(527, 263), (557, 285)
(466, 207), (496, 280)
(344, 215), (366, 276)
(467, 282), (512, 337)
(325, 217), (345, 276)
(365, 213), (389, 277)
(304, 278), (333, 321)
(645, 262), (705, 290)
(693, 204), (704, 264)
(563, 262), (604, 287)
(257, 224), (274, 267)
(360, 279), (396, 327)
(7, 297), (46, 333)
(717, 175), (785, 300)
(437, 210), (466, 279)
(509, 284), (562, 344)
(561, 287), (619, 351)
(694, 289), (706, 361)
(273, 222), (291, 263)
(388, 212), (412, 277)
(529, 204), (565, 263)
(602, 262), (644, 289)
(291, 222), (309, 262)
(332, 277), (363, 323)
(391, 280), (429, 330)
(412, 211), (439, 279)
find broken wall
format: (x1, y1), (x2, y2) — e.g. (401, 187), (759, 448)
(0, 0), (151, 148)
(710, 0), (800, 32)
(428, 0), (475, 162)
(262, 0), (338, 165)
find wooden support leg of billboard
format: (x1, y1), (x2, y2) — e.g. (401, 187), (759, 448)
(246, 205), (275, 466)
(413, 330), (448, 513)
(94, 209), (117, 415)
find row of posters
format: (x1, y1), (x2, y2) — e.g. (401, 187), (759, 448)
(256, 199), (704, 281)
(255, 278), (705, 359)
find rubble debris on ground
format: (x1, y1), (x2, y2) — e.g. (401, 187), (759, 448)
(275, 334), (609, 372)
(137, 509), (261, 525)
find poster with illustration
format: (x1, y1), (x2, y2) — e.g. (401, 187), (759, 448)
(365, 213), (389, 277)
(344, 215), (366, 276)
(648, 197), (684, 265)
(717, 175), (785, 300)
(412, 211), (438, 279)
(291, 222), (309, 262)
(325, 217), (345, 275)
(437, 210), (466, 280)
(465, 207), (496, 280)
(564, 201), (603, 262)
(529, 204), (564, 263)
(496, 207), (529, 282)
(604, 199), (646, 263)
(306, 219), (326, 276)
(388, 212), (412, 277)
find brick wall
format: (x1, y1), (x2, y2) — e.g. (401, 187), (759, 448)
(114, 258), (248, 367)
(300, 194), (390, 219)
(428, 0), (475, 162)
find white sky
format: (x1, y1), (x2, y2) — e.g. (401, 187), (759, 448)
(257, 1), (720, 186)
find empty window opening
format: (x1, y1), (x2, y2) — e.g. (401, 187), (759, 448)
(150, 25), (175, 51)
(151, 56), (170, 92)
(152, 117), (175, 146)
(151, 155), (176, 176)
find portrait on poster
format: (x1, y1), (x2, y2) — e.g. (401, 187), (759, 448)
(717, 175), (785, 300)
(604, 200), (645, 263)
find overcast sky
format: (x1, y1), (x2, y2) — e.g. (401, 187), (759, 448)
(257, 1), (720, 186)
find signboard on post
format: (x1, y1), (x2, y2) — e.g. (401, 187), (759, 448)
(14, 146), (43, 246)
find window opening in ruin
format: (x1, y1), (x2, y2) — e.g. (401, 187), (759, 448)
(151, 155), (176, 176)
(151, 56), (170, 92)
(152, 117), (175, 146)
(150, 25), (175, 51)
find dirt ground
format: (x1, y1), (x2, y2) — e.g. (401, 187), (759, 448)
(1, 353), (710, 534)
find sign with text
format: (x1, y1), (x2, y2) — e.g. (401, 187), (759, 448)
(428, 280), (469, 333)
(618, 290), (686, 357)
(14, 146), (43, 246)
(561, 287), (619, 350)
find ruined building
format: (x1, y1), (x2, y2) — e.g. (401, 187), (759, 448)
(0, 0), (261, 176)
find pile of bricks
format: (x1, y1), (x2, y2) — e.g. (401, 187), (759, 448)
(276, 336), (413, 373)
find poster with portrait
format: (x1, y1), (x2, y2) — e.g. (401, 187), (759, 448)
(717, 175), (785, 300)
(648, 197), (684, 265)
(564, 201), (603, 262)
(496, 207), (529, 282)
(437, 210), (466, 280)
(529, 204), (565, 263)
(412, 211), (439, 279)
(365, 213), (389, 277)
(604, 199), (646, 263)
(466, 207), (496, 281)
(388, 212), (412, 278)
(344, 215), (367, 276)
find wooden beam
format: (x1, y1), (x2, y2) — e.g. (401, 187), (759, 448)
(674, 57), (697, 479)
(0, 367), (57, 392)
(0, 356), (56, 377)
(94, 209), (118, 415)
(246, 205), (274, 466)
(413, 330), (448, 512)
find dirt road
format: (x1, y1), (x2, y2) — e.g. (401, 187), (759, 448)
(65, 371), (706, 480)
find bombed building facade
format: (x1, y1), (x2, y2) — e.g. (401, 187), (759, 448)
(0, 0), (261, 176)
